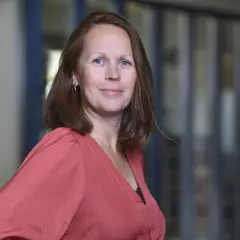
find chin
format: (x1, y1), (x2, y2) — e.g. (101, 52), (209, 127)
(97, 106), (126, 117)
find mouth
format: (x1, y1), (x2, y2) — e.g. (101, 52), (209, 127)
(100, 89), (123, 93)
(99, 88), (123, 96)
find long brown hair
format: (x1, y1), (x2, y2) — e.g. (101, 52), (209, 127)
(44, 12), (155, 149)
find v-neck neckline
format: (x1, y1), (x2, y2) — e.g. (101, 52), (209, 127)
(86, 134), (147, 207)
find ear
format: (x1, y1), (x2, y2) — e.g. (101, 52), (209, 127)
(72, 73), (79, 87)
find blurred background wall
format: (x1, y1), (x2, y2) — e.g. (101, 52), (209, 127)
(0, 0), (25, 188)
(0, 0), (240, 239)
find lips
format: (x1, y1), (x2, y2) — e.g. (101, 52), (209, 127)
(100, 89), (123, 92)
(99, 88), (123, 96)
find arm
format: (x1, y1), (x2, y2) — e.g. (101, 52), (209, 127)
(0, 128), (85, 240)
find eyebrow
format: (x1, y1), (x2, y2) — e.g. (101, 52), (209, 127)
(89, 52), (134, 59)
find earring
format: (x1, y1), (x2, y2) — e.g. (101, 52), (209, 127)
(72, 83), (78, 91)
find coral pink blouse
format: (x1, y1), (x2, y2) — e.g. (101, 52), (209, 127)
(0, 128), (166, 240)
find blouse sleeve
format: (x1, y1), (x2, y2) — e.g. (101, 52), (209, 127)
(0, 128), (85, 240)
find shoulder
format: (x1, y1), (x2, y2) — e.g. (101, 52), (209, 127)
(35, 127), (78, 151)
(2, 127), (87, 198)
(18, 127), (87, 174)
(25, 128), (81, 161)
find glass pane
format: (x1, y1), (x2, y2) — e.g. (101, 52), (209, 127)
(193, 16), (213, 239)
(192, 16), (235, 239)
(42, 1), (73, 135)
(232, 20), (240, 240)
(126, 2), (158, 185)
(45, 50), (61, 98)
(162, 11), (181, 238)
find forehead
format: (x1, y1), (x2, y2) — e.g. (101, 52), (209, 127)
(82, 24), (133, 55)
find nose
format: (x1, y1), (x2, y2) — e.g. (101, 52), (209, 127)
(105, 62), (120, 81)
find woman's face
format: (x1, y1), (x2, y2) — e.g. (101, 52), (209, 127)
(75, 24), (137, 117)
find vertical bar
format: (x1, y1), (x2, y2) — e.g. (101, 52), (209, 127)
(206, 18), (223, 240)
(178, 12), (195, 240)
(23, 0), (43, 157)
(233, 23), (240, 240)
(115, 0), (125, 16)
(147, 9), (164, 205)
(74, 0), (86, 26)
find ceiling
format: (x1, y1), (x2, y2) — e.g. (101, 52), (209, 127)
(43, 0), (240, 14)
(148, 0), (240, 15)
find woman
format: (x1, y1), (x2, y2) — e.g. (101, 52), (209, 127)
(0, 12), (166, 240)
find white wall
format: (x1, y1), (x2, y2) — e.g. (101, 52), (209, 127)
(0, 0), (25, 187)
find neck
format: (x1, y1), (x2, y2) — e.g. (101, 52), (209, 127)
(86, 109), (123, 152)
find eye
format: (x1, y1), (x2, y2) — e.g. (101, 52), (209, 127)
(92, 58), (105, 65)
(120, 60), (131, 66)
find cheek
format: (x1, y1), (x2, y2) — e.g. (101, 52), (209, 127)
(123, 71), (137, 94)
(81, 67), (102, 93)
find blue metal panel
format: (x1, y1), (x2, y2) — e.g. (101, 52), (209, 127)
(74, 0), (87, 27)
(178, 13), (195, 240)
(150, 10), (165, 205)
(23, 0), (43, 158)
(115, 0), (125, 16)
(206, 18), (224, 240)
(233, 24), (240, 240)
